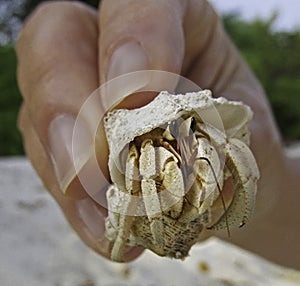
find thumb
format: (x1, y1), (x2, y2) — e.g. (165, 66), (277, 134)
(98, 0), (185, 84)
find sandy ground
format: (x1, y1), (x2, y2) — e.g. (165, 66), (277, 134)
(1, 156), (300, 286)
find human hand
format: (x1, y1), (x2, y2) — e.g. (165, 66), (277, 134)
(17, 0), (298, 266)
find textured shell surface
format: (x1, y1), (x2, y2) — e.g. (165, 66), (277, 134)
(104, 90), (253, 180)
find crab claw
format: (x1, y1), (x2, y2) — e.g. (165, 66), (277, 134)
(210, 138), (260, 230)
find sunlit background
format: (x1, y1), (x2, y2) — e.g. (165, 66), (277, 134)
(0, 0), (300, 156)
(210, 0), (300, 31)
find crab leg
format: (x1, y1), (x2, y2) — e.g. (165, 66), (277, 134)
(210, 138), (260, 230)
(193, 137), (224, 214)
(139, 139), (165, 247)
(158, 148), (185, 219)
(110, 145), (140, 261)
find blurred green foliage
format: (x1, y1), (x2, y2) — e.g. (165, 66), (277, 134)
(0, 45), (24, 155)
(0, 10), (300, 156)
(223, 14), (300, 140)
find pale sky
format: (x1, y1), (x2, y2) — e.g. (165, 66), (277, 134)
(209, 0), (300, 31)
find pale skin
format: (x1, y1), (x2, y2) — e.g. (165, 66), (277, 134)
(16, 0), (300, 268)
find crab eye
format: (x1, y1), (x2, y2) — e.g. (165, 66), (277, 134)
(190, 117), (196, 133)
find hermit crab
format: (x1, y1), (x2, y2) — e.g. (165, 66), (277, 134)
(103, 90), (260, 262)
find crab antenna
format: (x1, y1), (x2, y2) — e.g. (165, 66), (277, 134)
(197, 157), (231, 237)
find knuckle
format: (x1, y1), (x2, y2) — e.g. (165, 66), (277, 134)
(27, 1), (81, 21)
(17, 1), (85, 41)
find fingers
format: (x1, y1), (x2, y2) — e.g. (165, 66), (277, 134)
(97, 0), (275, 134)
(17, 1), (144, 262)
(98, 0), (186, 83)
(17, 2), (99, 119)
(182, 0), (280, 144)
(182, 1), (260, 99)
(17, 2), (108, 197)
(97, 0), (240, 92)
(97, 0), (268, 122)
(16, 0), (109, 257)
(19, 105), (110, 258)
(20, 102), (143, 261)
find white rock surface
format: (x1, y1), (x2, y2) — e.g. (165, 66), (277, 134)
(1, 157), (300, 286)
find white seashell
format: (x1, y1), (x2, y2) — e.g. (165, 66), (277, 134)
(104, 90), (259, 262)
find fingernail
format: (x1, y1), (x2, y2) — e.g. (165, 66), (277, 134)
(107, 41), (148, 81)
(48, 114), (92, 194)
(77, 198), (113, 256)
(77, 199), (106, 242)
